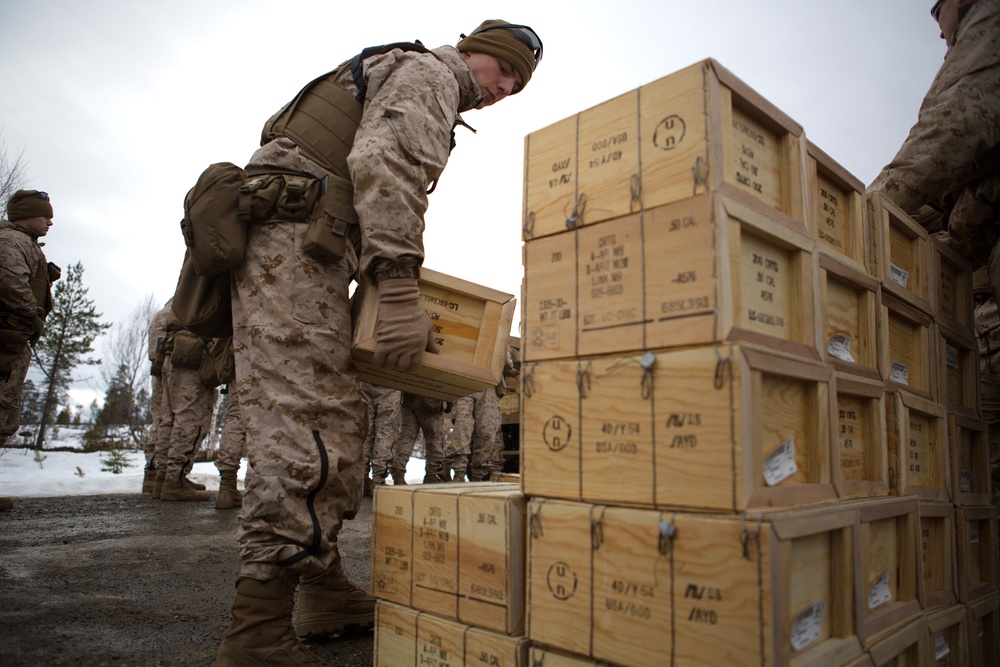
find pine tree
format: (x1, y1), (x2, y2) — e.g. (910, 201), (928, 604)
(30, 262), (110, 448)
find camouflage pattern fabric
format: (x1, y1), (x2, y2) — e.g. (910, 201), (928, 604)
(398, 392), (446, 480)
(214, 383), (245, 474)
(144, 304), (173, 470)
(159, 354), (214, 481)
(447, 386), (502, 481)
(0, 224), (47, 444)
(360, 382), (402, 481)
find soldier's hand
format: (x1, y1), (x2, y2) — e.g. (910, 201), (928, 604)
(374, 278), (440, 373)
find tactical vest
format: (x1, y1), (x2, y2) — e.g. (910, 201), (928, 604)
(29, 255), (52, 317)
(260, 42), (433, 179)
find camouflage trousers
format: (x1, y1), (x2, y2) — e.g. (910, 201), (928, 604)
(975, 296), (1000, 513)
(232, 221), (366, 580)
(399, 393), (445, 480)
(0, 344), (31, 445)
(363, 384), (404, 479)
(446, 387), (502, 481)
(144, 374), (162, 468)
(214, 383), (245, 474)
(159, 356), (214, 480)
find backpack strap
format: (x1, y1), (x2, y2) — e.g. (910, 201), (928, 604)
(348, 41), (432, 103)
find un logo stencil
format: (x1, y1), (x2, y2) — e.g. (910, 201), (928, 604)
(653, 115), (686, 151)
(543, 416), (571, 452)
(547, 561), (578, 600)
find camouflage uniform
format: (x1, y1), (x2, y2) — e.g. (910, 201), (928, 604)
(360, 381), (404, 484)
(397, 392), (447, 482)
(230, 44), (480, 581)
(215, 386), (245, 476)
(868, 0), (1000, 510)
(144, 303), (172, 482)
(0, 221), (51, 444)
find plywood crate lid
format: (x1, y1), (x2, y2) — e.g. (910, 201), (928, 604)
(353, 267), (516, 401)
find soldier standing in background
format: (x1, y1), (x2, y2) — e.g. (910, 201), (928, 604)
(397, 392), (448, 484)
(209, 336), (244, 510)
(360, 381), (405, 490)
(867, 0), (1000, 508)
(143, 299), (173, 493)
(0, 189), (59, 511)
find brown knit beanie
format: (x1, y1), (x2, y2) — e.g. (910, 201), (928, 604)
(457, 20), (542, 93)
(7, 189), (53, 221)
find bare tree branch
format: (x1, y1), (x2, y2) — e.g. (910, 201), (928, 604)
(0, 130), (29, 216)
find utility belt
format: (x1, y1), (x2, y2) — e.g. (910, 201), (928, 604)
(0, 311), (34, 375)
(240, 169), (360, 264)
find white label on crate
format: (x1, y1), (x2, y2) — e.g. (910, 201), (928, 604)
(763, 437), (797, 486)
(935, 631), (951, 660)
(827, 334), (855, 362)
(961, 469), (973, 493)
(946, 343), (959, 369)
(889, 361), (910, 385)
(970, 522), (980, 544)
(790, 601), (826, 651)
(890, 263), (910, 288)
(868, 571), (892, 609)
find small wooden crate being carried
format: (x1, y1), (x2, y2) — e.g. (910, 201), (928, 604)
(352, 267), (515, 401)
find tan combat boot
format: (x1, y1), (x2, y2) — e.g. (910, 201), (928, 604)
(160, 475), (210, 501)
(389, 469), (408, 486)
(151, 471), (166, 499)
(215, 470), (241, 510)
(217, 577), (321, 666)
(141, 467), (156, 494)
(0, 496), (13, 511)
(295, 556), (375, 638)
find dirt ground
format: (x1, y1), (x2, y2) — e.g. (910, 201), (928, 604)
(0, 492), (375, 667)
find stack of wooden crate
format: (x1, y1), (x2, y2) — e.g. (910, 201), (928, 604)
(517, 58), (1000, 666)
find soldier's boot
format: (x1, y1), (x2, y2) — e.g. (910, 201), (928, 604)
(184, 477), (207, 491)
(215, 470), (241, 510)
(389, 469), (408, 486)
(363, 476), (372, 497)
(141, 467), (156, 494)
(152, 471), (166, 499)
(0, 496), (13, 511)
(451, 468), (466, 482)
(160, 475), (210, 501)
(295, 555), (376, 639)
(217, 576), (321, 666)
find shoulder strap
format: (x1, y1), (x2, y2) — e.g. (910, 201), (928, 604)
(348, 41), (431, 103)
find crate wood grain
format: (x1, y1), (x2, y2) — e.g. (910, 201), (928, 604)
(521, 342), (839, 511)
(880, 290), (936, 400)
(371, 483), (525, 634)
(522, 191), (821, 363)
(966, 593), (1000, 667)
(522, 58), (807, 242)
(819, 253), (882, 381)
(924, 604), (969, 667)
(937, 320), (981, 418)
(933, 236), (975, 333)
(374, 601), (529, 667)
(806, 141), (869, 276)
(885, 389), (950, 501)
(956, 506), (1000, 604)
(867, 191), (933, 316)
(949, 413), (991, 507)
(526, 499), (863, 667)
(835, 372), (889, 500)
(864, 617), (926, 666)
(854, 497), (921, 647)
(353, 268), (515, 401)
(527, 646), (605, 666)
(917, 501), (958, 611)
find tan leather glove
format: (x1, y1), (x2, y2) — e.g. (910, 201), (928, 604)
(374, 278), (440, 373)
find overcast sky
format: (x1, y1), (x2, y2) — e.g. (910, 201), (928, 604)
(1, 0), (945, 404)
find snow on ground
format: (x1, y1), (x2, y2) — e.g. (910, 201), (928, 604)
(0, 427), (427, 498)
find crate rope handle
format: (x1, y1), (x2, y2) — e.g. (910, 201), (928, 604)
(577, 361), (592, 399)
(528, 499), (545, 539)
(655, 513), (678, 666)
(522, 364), (536, 398)
(565, 193), (587, 230)
(522, 210), (536, 239)
(739, 513), (767, 665)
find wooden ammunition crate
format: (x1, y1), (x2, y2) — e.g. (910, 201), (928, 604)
(967, 593), (1000, 667)
(526, 499), (863, 667)
(374, 601), (528, 667)
(855, 497), (921, 647)
(880, 291), (936, 400)
(934, 236), (975, 333)
(522, 191), (821, 362)
(806, 141), (869, 276)
(924, 604), (968, 667)
(865, 618), (926, 666)
(522, 58), (807, 241)
(371, 483), (525, 634)
(527, 646), (604, 666)
(885, 389), (949, 501)
(949, 413), (990, 507)
(956, 506), (1000, 603)
(867, 191), (933, 316)
(820, 254), (881, 381)
(353, 268), (515, 401)
(521, 342), (838, 511)
(917, 501), (958, 611)
(937, 321), (980, 418)
(835, 372), (889, 499)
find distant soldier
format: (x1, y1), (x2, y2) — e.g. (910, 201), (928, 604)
(143, 299), (173, 493)
(209, 336), (243, 509)
(397, 392), (448, 483)
(360, 381), (404, 488)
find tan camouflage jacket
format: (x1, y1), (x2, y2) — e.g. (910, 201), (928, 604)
(147, 304), (174, 362)
(247, 44), (482, 282)
(0, 221), (46, 319)
(869, 0), (1000, 257)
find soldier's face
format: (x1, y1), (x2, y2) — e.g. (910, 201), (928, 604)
(935, 0), (963, 45)
(18, 215), (52, 237)
(463, 52), (521, 109)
